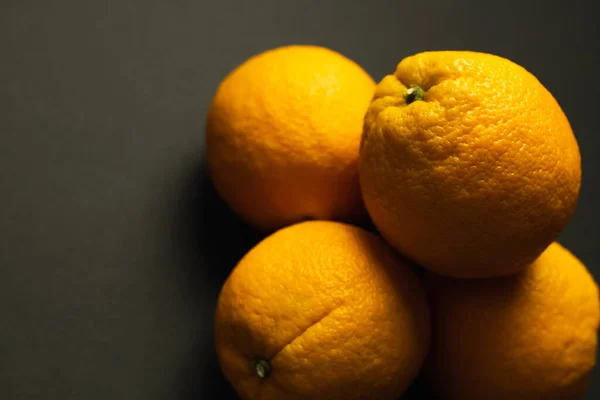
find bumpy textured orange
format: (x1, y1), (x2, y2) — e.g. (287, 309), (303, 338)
(359, 51), (581, 278)
(206, 45), (376, 232)
(214, 221), (430, 400)
(424, 242), (600, 400)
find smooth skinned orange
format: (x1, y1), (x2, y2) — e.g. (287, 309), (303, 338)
(424, 242), (600, 399)
(206, 45), (376, 232)
(359, 51), (581, 278)
(214, 221), (430, 400)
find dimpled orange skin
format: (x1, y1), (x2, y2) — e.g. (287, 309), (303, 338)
(214, 221), (430, 400)
(359, 51), (581, 278)
(206, 45), (376, 232)
(424, 242), (600, 400)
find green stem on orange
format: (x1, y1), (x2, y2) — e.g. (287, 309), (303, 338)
(405, 85), (425, 104)
(253, 359), (271, 379)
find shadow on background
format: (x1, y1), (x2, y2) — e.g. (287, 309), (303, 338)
(173, 160), (263, 400)
(184, 161), (264, 287)
(401, 374), (436, 400)
(179, 344), (239, 400)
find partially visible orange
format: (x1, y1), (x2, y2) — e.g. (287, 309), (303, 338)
(206, 45), (376, 232)
(359, 51), (581, 278)
(424, 242), (600, 399)
(214, 220), (430, 400)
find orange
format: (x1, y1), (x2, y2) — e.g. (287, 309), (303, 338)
(214, 220), (430, 400)
(206, 45), (376, 232)
(423, 242), (600, 399)
(359, 51), (581, 278)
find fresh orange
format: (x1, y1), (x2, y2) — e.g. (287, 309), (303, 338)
(359, 51), (581, 278)
(206, 45), (376, 232)
(214, 220), (430, 400)
(423, 242), (599, 399)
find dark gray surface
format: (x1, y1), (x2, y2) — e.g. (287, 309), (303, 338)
(0, 1), (598, 399)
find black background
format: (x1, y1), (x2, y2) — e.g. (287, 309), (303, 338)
(1, 1), (598, 399)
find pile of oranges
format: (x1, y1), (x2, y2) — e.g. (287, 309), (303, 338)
(206, 45), (599, 400)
